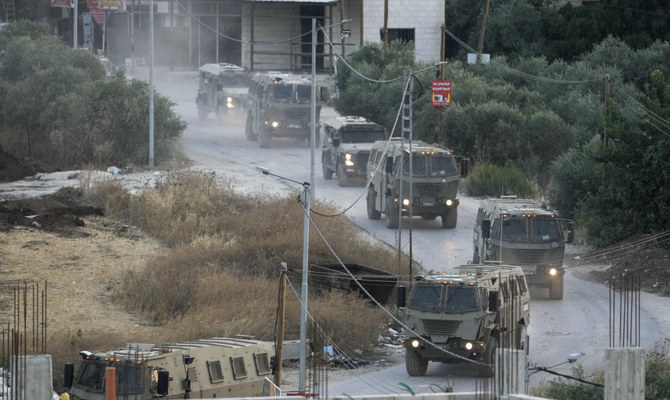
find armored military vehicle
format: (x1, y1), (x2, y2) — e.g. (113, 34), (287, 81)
(196, 63), (251, 119)
(245, 72), (321, 148)
(321, 116), (388, 186)
(473, 196), (574, 300)
(63, 336), (276, 399)
(365, 138), (466, 229)
(399, 264), (530, 377)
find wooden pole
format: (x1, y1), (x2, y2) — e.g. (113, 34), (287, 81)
(274, 263), (287, 387)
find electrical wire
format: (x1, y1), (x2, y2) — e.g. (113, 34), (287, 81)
(283, 274), (404, 395)
(297, 194), (493, 368)
(564, 230), (670, 269)
(610, 83), (670, 138)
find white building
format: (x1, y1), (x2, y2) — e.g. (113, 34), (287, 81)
(104, 0), (446, 72)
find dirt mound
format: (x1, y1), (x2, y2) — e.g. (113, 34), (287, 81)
(0, 145), (38, 182)
(0, 188), (104, 236)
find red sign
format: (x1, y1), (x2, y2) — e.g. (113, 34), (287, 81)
(431, 80), (451, 107)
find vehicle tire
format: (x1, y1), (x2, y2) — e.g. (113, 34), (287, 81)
(515, 324), (527, 351)
(441, 207), (458, 229)
(478, 336), (497, 378)
(215, 102), (222, 117)
(337, 163), (349, 187)
(258, 126), (271, 148)
(549, 276), (564, 300)
(386, 196), (399, 229)
(245, 112), (257, 141)
(405, 349), (428, 377)
(367, 186), (381, 220)
(322, 155), (333, 180)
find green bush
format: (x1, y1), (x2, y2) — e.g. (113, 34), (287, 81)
(465, 162), (533, 197)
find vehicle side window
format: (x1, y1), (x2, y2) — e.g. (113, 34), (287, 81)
(510, 277), (518, 299)
(518, 275), (528, 294)
(501, 280), (509, 302)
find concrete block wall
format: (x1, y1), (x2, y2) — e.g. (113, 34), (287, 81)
(362, 0), (444, 63)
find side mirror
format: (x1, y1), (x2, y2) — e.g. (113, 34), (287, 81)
(63, 363), (74, 388)
(396, 286), (406, 308)
(157, 370), (169, 395)
(385, 157), (394, 174)
(460, 158), (469, 177)
(488, 290), (498, 312)
(482, 219), (491, 239)
(567, 221), (575, 244)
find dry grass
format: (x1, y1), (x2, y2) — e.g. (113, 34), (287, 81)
(88, 170), (404, 355)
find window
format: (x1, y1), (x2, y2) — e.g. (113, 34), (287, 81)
(254, 353), (272, 375)
(518, 276), (528, 294)
(530, 218), (561, 243)
(76, 362), (106, 392)
(116, 365), (142, 395)
(409, 284), (442, 311)
(403, 154), (427, 176)
(230, 357), (247, 380)
(445, 286), (478, 313)
(380, 28), (415, 43)
(207, 360), (224, 383)
(430, 155), (457, 177)
(502, 217), (527, 242)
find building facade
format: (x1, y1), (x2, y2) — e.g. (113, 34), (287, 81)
(101, 0), (445, 72)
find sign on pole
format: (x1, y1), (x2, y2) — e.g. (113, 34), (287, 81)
(431, 80), (451, 107)
(50, 0), (72, 7)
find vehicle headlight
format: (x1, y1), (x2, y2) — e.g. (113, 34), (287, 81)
(345, 153), (352, 160)
(411, 339), (420, 348)
(226, 96), (233, 104)
(344, 154), (354, 166)
(272, 121), (279, 128)
(465, 342), (473, 350)
(549, 268), (558, 276)
(445, 199), (453, 206)
(402, 198), (410, 206)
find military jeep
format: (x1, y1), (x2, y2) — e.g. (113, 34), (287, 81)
(321, 116), (388, 186)
(195, 63), (251, 119)
(245, 72), (321, 148)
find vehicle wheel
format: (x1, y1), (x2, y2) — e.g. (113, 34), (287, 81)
(215, 103), (222, 117)
(478, 336), (497, 378)
(322, 157), (333, 180)
(549, 276), (564, 300)
(441, 207), (458, 229)
(367, 186), (381, 220)
(337, 163), (349, 187)
(385, 196), (399, 229)
(258, 126), (271, 148)
(405, 349), (428, 377)
(515, 324), (527, 351)
(245, 112), (257, 141)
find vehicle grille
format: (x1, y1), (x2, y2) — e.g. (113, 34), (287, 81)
(422, 319), (461, 336)
(500, 247), (562, 265)
(356, 152), (370, 167)
(416, 183), (440, 196)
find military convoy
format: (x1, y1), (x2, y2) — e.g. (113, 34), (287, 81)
(365, 138), (466, 229)
(398, 264), (530, 377)
(321, 116), (388, 186)
(473, 196), (574, 299)
(62, 336), (276, 399)
(245, 72), (321, 148)
(196, 63), (251, 119)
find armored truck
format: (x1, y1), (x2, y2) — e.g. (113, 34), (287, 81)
(473, 197), (574, 300)
(399, 264), (530, 377)
(63, 336), (276, 399)
(245, 72), (321, 148)
(321, 116), (388, 186)
(196, 63), (251, 119)
(365, 138), (466, 229)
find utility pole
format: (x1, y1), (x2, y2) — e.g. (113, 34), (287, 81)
(477, 0), (491, 64)
(603, 74), (611, 146)
(383, 0), (389, 49)
(274, 263), (287, 387)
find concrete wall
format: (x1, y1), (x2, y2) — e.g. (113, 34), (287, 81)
(12, 355), (53, 400)
(362, 0), (444, 63)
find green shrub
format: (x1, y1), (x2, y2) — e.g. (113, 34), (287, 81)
(465, 162), (534, 197)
